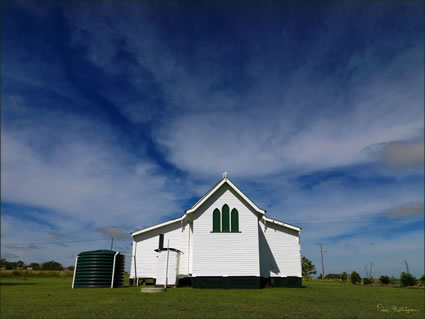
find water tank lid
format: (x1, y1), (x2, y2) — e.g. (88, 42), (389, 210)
(78, 250), (119, 256)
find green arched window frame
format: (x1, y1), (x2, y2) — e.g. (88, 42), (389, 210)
(231, 208), (239, 232)
(222, 204), (230, 232)
(213, 208), (221, 232)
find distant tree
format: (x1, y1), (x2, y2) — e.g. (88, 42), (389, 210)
(0, 258), (8, 268)
(5, 261), (17, 269)
(400, 272), (417, 287)
(66, 266), (75, 271)
(29, 263), (41, 270)
(379, 275), (390, 285)
(341, 272), (348, 282)
(351, 271), (361, 284)
(41, 260), (64, 271)
(301, 256), (317, 280)
(16, 260), (25, 269)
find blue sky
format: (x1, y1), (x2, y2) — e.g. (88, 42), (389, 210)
(1, 1), (424, 277)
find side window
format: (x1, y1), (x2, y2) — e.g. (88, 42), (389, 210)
(158, 234), (164, 249)
(212, 208), (221, 232)
(222, 204), (230, 232)
(231, 208), (239, 232)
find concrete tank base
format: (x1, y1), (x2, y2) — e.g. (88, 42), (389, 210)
(141, 287), (167, 293)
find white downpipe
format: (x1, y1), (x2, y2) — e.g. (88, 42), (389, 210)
(165, 239), (170, 288)
(134, 255), (138, 286)
(71, 256), (79, 289)
(132, 240), (138, 286)
(110, 252), (119, 288)
(188, 222), (191, 276)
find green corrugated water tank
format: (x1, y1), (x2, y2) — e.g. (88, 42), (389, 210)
(72, 250), (125, 288)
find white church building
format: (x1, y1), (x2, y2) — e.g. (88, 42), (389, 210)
(130, 176), (302, 288)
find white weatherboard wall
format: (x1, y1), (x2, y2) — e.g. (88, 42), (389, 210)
(156, 250), (180, 285)
(259, 220), (301, 278)
(192, 184), (260, 277)
(130, 219), (190, 279)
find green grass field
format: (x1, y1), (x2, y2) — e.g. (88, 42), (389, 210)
(1, 276), (424, 319)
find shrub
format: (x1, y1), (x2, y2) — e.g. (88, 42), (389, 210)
(325, 273), (342, 280)
(419, 274), (425, 286)
(351, 271), (361, 284)
(400, 272), (417, 286)
(363, 277), (374, 285)
(379, 275), (390, 285)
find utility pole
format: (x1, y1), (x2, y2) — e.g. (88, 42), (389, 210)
(404, 260), (409, 274)
(317, 243), (325, 279)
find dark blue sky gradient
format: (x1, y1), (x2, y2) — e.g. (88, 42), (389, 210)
(1, 0), (423, 275)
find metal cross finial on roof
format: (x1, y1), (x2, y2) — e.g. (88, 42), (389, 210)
(222, 171), (228, 179)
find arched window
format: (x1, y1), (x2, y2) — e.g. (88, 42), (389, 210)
(213, 208), (221, 232)
(231, 208), (239, 232)
(222, 204), (230, 232)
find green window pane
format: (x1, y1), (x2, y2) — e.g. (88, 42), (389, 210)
(213, 208), (221, 232)
(231, 208), (239, 232)
(222, 204), (230, 232)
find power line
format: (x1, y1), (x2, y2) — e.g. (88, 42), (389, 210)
(1, 238), (111, 247)
(289, 213), (387, 221)
(291, 219), (380, 225)
(284, 213), (389, 224)
(302, 215), (384, 221)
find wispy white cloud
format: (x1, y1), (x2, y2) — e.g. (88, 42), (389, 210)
(62, 2), (424, 178)
(152, 43), (423, 177)
(257, 172), (424, 240)
(1, 99), (187, 233)
(1, 214), (110, 266)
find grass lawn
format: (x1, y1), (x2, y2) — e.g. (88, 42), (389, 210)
(1, 276), (424, 319)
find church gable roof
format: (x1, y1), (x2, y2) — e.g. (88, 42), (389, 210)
(132, 176), (302, 237)
(185, 177), (266, 215)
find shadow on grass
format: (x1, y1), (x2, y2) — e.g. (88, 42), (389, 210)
(0, 282), (37, 286)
